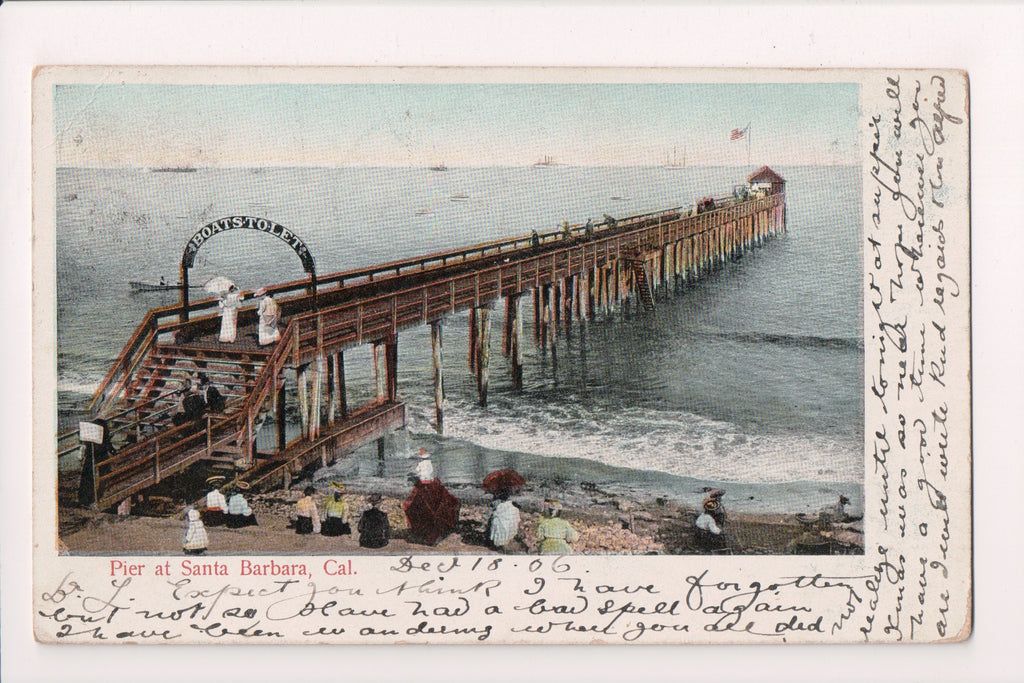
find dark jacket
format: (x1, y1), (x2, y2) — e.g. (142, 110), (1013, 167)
(357, 507), (391, 548)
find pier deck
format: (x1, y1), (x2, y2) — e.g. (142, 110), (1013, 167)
(65, 176), (787, 510)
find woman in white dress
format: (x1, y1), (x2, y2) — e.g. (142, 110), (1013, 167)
(218, 285), (242, 343)
(255, 287), (281, 346)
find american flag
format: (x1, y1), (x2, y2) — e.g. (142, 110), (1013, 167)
(730, 127), (746, 141)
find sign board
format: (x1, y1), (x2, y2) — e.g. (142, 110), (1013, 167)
(78, 421), (104, 445)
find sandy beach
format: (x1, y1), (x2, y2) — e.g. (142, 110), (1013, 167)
(59, 476), (863, 557)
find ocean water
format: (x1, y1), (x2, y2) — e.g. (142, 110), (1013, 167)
(55, 165), (862, 512)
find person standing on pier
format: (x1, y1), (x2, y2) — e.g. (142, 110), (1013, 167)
(218, 284), (242, 343)
(255, 287), (281, 346)
(198, 373), (225, 413)
(535, 500), (578, 554)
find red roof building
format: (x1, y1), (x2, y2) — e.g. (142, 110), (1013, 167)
(747, 166), (785, 194)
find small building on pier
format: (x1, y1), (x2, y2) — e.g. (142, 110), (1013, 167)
(748, 166), (785, 196)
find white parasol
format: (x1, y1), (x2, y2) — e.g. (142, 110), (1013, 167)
(204, 275), (235, 295)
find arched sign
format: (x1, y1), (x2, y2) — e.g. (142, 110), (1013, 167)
(178, 216), (317, 322)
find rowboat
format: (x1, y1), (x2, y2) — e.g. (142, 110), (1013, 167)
(129, 281), (201, 293)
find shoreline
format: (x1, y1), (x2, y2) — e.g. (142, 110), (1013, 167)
(59, 476), (863, 557)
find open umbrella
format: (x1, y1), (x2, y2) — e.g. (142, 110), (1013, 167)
(403, 481), (460, 546)
(481, 469), (526, 494)
(204, 275), (235, 295)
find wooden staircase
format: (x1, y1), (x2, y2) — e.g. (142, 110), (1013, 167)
(626, 256), (656, 313)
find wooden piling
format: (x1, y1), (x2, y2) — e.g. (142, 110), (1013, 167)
(431, 320), (444, 433)
(468, 307), (478, 372)
(373, 342), (387, 402)
(385, 333), (398, 403)
(476, 306), (491, 406)
(336, 351), (348, 420)
(297, 365), (309, 435)
(276, 375), (286, 453)
(508, 294), (523, 389)
(326, 354), (335, 424)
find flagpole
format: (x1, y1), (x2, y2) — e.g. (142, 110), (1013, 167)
(747, 122), (751, 167)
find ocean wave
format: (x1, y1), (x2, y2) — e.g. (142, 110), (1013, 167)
(707, 330), (863, 351)
(404, 396), (861, 486)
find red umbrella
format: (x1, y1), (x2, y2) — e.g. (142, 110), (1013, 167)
(481, 469), (526, 494)
(403, 480), (460, 546)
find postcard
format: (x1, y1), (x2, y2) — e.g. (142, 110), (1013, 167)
(31, 66), (970, 644)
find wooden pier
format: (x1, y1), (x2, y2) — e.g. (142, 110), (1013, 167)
(62, 167), (787, 510)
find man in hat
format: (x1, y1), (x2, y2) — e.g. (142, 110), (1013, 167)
(321, 483), (351, 536)
(198, 373), (225, 413)
(358, 493), (391, 549)
(256, 287), (281, 346)
(536, 500), (578, 554)
(413, 447), (436, 483)
(694, 498), (726, 551)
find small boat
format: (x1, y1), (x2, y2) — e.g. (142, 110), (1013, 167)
(129, 281), (201, 293)
(610, 196), (629, 201)
(533, 155), (556, 167)
(150, 166), (197, 173)
(429, 163), (447, 172)
(664, 146), (686, 170)
(414, 208), (433, 216)
(449, 193), (470, 202)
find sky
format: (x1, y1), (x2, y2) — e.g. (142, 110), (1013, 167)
(53, 81), (859, 168)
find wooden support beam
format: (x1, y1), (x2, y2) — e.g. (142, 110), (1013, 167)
(476, 306), (491, 406)
(326, 353), (336, 424)
(468, 307), (478, 372)
(385, 333), (398, 403)
(533, 286), (541, 344)
(373, 342), (387, 403)
(431, 320), (444, 434)
(509, 294), (523, 390)
(337, 351), (348, 420)
(297, 365), (309, 435)
(276, 375), (287, 453)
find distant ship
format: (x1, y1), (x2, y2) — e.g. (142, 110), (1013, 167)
(533, 155), (556, 167)
(449, 193), (470, 202)
(429, 163), (448, 171)
(664, 146), (686, 169)
(151, 166), (197, 173)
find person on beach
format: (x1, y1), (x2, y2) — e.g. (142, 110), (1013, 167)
(218, 284), (242, 343)
(487, 488), (521, 552)
(321, 484), (352, 537)
(413, 447), (436, 482)
(202, 479), (228, 526)
(694, 497), (726, 551)
(197, 373), (225, 413)
(255, 287), (281, 346)
(295, 486), (320, 535)
(535, 500), (578, 554)
(358, 493), (391, 549)
(182, 508), (209, 555)
(225, 485), (257, 528)
(403, 459), (460, 546)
